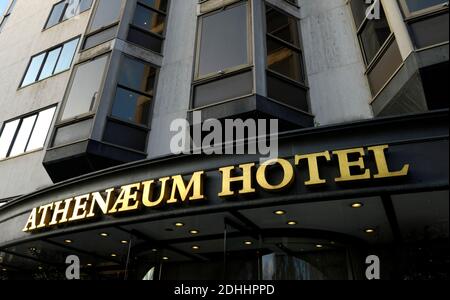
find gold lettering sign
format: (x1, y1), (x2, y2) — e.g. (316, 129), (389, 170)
(23, 145), (410, 233)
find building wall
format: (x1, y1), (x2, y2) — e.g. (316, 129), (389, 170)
(0, 0), (92, 199)
(4, 0), (436, 200)
(298, 0), (373, 125)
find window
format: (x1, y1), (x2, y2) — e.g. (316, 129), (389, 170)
(0, 107), (57, 159)
(265, 4), (308, 112)
(45, 0), (93, 29)
(111, 56), (157, 126)
(61, 54), (109, 121)
(195, 2), (249, 79)
(0, 0), (16, 33)
(399, 0), (448, 16)
(82, 0), (122, 50)
(266, 5), (304, 82)
(127, 0), (168, 53)
(350, 0), (392, 66)
(20, 37), (80, 87)
(192, 1), (253, 109)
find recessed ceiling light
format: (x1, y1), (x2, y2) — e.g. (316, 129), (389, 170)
(86, 264), (92, 267)
(365, 228), (376, 234)
(316, 244), (323, 249)
(162, 256), (169, 261)
(189, 230), (200, 235)
(111, 253), (117, 257)
(151, 249), (158, 252)
(174, 222), (185, 227)
(64, 239), (73, 244)
(100, 233), (109, 237)
(244, 241), (253, 245)
(274, 210), (286, 216)
(2, 268), (6, 271)
(351, 203), (364, 208)
(192, 246), (200, 250)
(121, 240), (129, 244)
(287, 221), (298, 226)
(38, 266), (43, 270)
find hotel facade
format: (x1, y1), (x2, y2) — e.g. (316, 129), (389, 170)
(0, 0), (448, 280)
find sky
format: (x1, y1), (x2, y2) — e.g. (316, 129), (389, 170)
(0, 0), (8, 16)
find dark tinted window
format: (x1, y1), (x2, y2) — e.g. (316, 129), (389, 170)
(359, 9), (391, 64)
(197, 3), (249, 78)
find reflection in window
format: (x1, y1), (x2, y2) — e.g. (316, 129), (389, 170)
(82, 0), (122, 50)
(403, 0), (448, 13)
(61, 55), (109, 121)
(45, 0), (93, 29)
(127, 0), (168, 53)
(0, 107), (57, 159)
(111, 56), (156, 125)
(196, 2), (249, 78)
(21, 38), (80, 87)
(89, 0), (122, 32)
(359, 8), (391, 65)
(264, 4), (308, 112)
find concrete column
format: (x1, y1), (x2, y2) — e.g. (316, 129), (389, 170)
(381, 0), (415, 60)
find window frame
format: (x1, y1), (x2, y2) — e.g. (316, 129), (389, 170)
(19, 36), (81, 89)
(263, 2), (310, 114)
(56, 52), (111, 125)
(397, 0), (449, 19)
(43, 0), (93, 30)
(352, 0), (395, 69)
(0, 105), (57, 161)
(81, 0), (124, 51)
(108, 54), (159, 129)
(193, 0), (253, 82)
(126, 0), (170, 54)
(264, 3), (306, 85)
(0, 0), (17, 33)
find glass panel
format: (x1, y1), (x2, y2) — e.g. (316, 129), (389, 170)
(38, 47), (62, 80)
(103, 120), (147, 151)
(83, 25), (117, 49)
(61, 55), (108, 120)
(53, 118), (92, 147)
(410, 13), (449, 49)
(118, 56), (156, 94)
(79, 0), (93, 12)
(26, 107), (56, 151)
(54, 38), (79, 74)
(359, 9), (391, 64)
(267, 73), (309, 112)
(21, 53), (46, 87)
(112, 87), (152, 125)
(89, 0), (122, 32)
(367, 39), (402, 96)
(139, 0), (168, 12)
(0, 120), (20, 159)
(9, 115), (37, 157)
(63, 0), (80, 20)
(267, 37), (303, 82)
(127, 27), (163, 53)
(132, 4), (165, 35)
(404, 0), (448, 13)
(266, 6), (300, 46)
(349, 0), (368, 28)
(45, 1), (66, 28)
(194, 71), (253, 108)
(198, 3), (248, 77)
